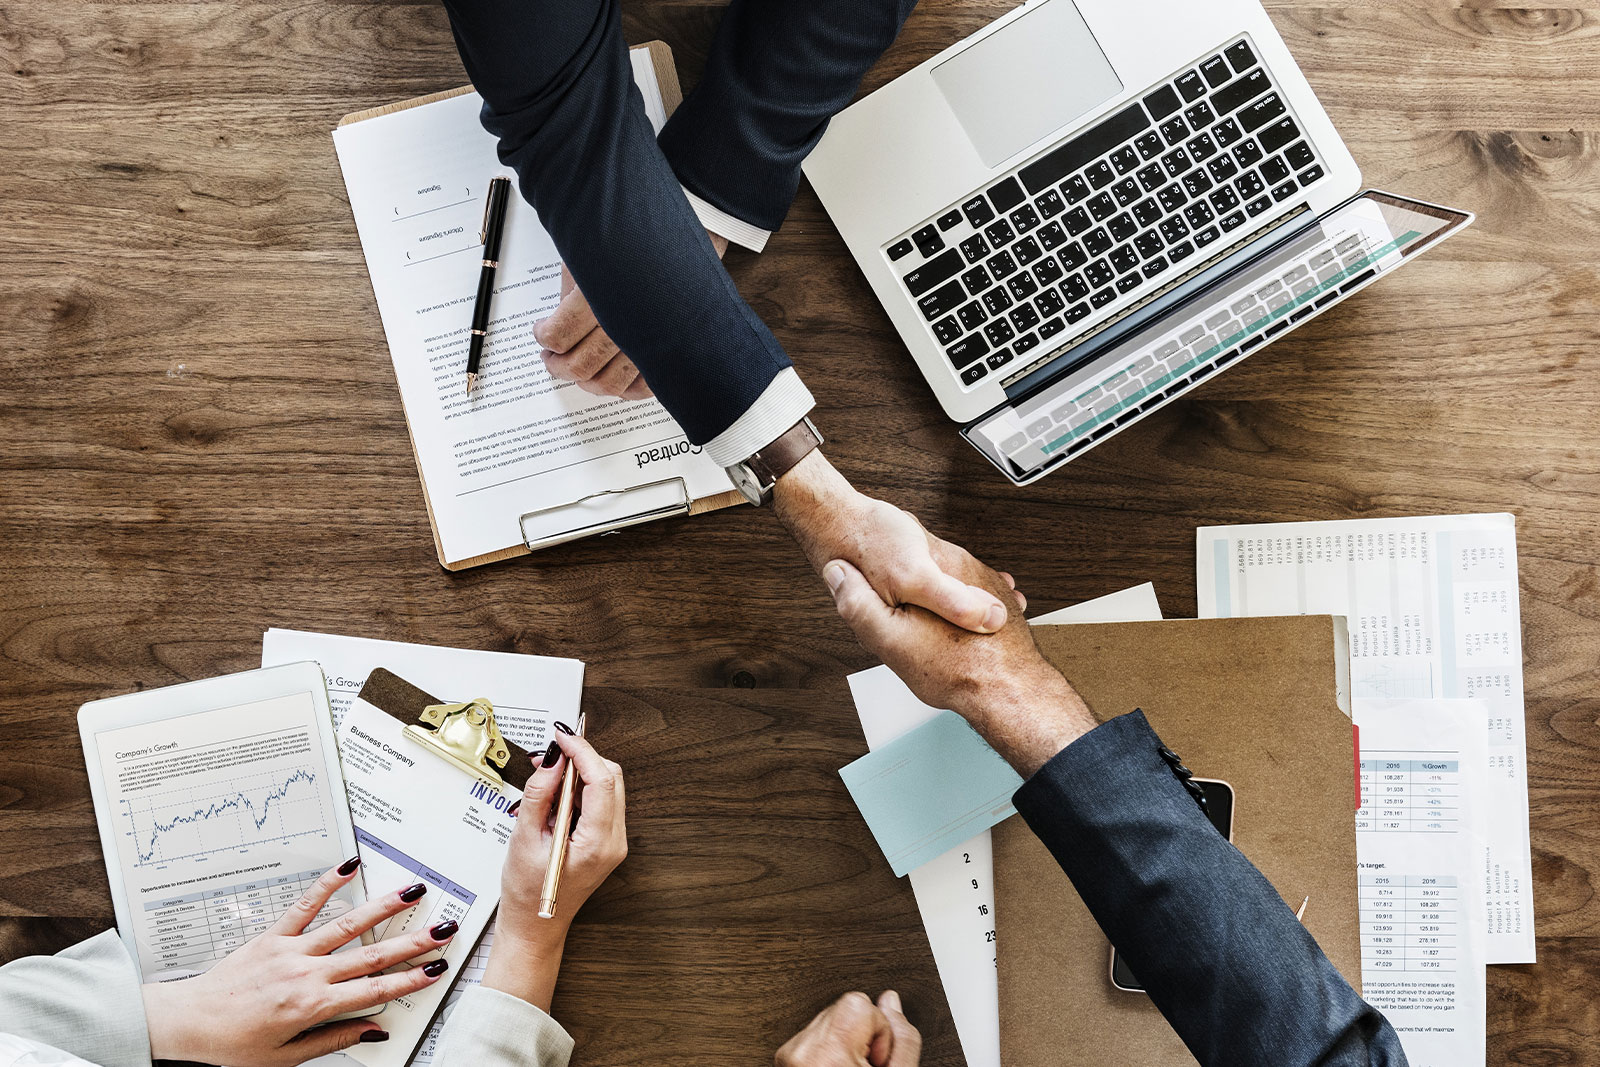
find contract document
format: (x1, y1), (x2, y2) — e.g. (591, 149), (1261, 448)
(1354, 698), (1488, 1066)
(332, 47), (735, 567)
(1197, 513), (1533, 963)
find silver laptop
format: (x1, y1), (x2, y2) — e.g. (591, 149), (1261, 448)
(803, 0), (1471, 484)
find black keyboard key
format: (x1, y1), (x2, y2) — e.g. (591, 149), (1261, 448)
(1035, 288), (1066, 316)
(913, 224), (944, 256)
(1111, 146), (1141, 174)
(1235, 170), (1265, 198)
(961, 361), (989, 384)
(983, 318), (1015, 345)
(1226, 40), (1257, 73)
(1182, 170), (1213, 198)
(1207, 154), (1239, 183)
(1260, 156), (1290, 184)
(1035, 189), (1066, 218)
(1060, 174), (1091, 203)
(1018, 102), (1152, 193)
(1169, 239), (1196, 262)
(1143, 84), (1182, 119)
(982, 287), (1012, 314)
(1116, 273), (1143, 295)
(1084, 258), (1115, 289)
(962, 196), (995, 227)
(1209, 185), (1240, 212)
(961, 265), (992, 294)
(1259, 117), (1299, 155)
(984, 219), (1015, 246)
(1184, 200), (1214, 227)
(1245, 195), (1272, 216)
(888, 238), (913, 261)
(1037, 220), (1068, 250)
(1112, 178), (1141, 206)
(932, 314), (963, 345)
(1213, 68), (1269, 115)
(1234, 140), (1265, 169)
(1109, 244), (1139, 274)
(937, 209), (963, 230)
(1271, 179), (1298, 202)
(1137, 163), (1166, 192)
(903, 248), (964, 297)
(1013, 331), (1041, 356)
(916, 279), (966, 320)
(1160, 117), (1188, 146)
(988, 177), (1026, 212)
(1009, 302), (1041, 331)
(1061, 275), (1091, 302)
(1065, 301), (1092, 323)
(1285, 141), (1316, 170)
(1212, 117), (1243, 147)
(1194, 225), (1220, 247)
(1033, 256), (1065, 286)
(1134, 229), (1164, 258)
(1062, 206), (1092, 236)
(1141, 254), (1170, 279)
(1058, 241), (1088, 270)
(1132, 197), (1162, 226)
(1219, 210), (1246, 232)
(986, 249), (1018, 280)
(1088, 192), (1117, 221)
(1090, 287), (1117, 308)
(1184, 101), (1216, 129)
(1083, 226), (1113, 256)
(1085, 160), (1116, 189)
(1010, 204), (1041, 233)
(957, 301), (987, 330)
(946, 332), (988, 368)
(1297, 164), (1325, 185)
(1239, 93), (1286, 132)
(1176, 70), (1206, 102)
(1013, 236), (1043, 267)
(1161, 147), (1191, 177)
(1038, 315), (1066, 339)
(1136, 131), (1165, 161)
(1157, 183), (1187, 213)
(1108, 212), (1137, 241)
(1200, 55), (1231, 87)
(1159, 215), (1190, 243)
(987, 349), (1014, 371)
(959, 234), (990, 263)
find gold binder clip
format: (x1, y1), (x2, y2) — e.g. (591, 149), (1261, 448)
(404, 697), (511, 787)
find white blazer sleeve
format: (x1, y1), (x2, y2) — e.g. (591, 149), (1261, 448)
(432, 987), (574, 1067)
(0, 930), (150, 1067)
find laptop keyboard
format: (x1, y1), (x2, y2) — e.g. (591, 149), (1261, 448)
(886, 37), (1329, 389)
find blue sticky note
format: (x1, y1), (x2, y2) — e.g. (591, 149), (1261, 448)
(838, 710), (1022, 877)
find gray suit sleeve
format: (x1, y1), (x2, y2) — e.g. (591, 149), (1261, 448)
(433, 986), (574, 1067)
(0, 929), (151, 1067)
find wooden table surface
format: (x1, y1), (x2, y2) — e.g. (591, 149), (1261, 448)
(2, 2), (1597, 1063)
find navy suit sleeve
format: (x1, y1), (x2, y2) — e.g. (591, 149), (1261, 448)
(1012, 710), (1408, 1067)
(438, 0), (795, 446)
(657, 0), (918, 231)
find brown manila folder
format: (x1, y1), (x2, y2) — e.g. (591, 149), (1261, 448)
(994, 615), (1358, 1066)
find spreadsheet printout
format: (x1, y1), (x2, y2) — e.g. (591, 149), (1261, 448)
(1197, 513), (1533, 963)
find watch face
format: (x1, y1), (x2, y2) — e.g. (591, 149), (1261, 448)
(727, 463), (765, 506)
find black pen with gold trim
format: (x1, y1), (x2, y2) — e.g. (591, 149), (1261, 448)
(466, 176), (512, 395)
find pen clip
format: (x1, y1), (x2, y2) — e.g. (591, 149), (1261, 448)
(479, 179), (501, 245)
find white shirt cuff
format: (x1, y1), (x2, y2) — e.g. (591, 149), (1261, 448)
(683, 188), (771, 253)
(701, 367), (816, 468)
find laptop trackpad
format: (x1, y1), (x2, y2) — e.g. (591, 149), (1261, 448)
(932, 0), (1123, 168)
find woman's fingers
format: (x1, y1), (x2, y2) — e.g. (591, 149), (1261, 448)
(300, 882), (429, 956)
(552, 729), (623, 831)
(324, 957), (450, 1018)
(270, 1020), (388, 1065)
(324, 919), (457, 982)
(269, 857), (361, 937)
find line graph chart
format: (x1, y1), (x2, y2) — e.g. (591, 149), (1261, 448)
(121, 766), (329, 867)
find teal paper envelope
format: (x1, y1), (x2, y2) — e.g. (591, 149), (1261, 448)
(838, 710), (1023, 877)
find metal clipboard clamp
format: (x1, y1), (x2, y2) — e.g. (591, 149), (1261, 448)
(403, 696), (513, 788)
(518, 476), (691, 552)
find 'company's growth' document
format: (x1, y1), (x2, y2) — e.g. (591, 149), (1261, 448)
(1197, 513), (1533, 963)
(332, 48), (733, 566)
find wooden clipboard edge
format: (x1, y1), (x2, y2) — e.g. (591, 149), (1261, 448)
(336, 42), (745, 571)
(356, 667), (535, 791)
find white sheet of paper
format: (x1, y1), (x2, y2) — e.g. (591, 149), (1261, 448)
(261, 628), (583, 1065)
(846, 583), (1163, 1067)
(1354, 698), (1488, 1066)
(330, 47), (732, 565)
(1196, 513), (1533, 963)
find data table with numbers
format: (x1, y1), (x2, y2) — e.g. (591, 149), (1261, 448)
(1360, 873), (1460, 972)
(1357, 757), (1461, 833)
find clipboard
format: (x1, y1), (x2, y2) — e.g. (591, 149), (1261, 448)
(337, 42), (745, 571)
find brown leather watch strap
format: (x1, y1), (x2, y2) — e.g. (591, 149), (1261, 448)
(744, 418), (823, 486)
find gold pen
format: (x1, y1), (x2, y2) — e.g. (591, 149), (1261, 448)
(538, 714), (585, 919)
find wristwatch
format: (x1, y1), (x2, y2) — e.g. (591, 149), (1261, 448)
(725, 417), (824, 506)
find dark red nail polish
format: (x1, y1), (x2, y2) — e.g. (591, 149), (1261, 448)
(507, 800), (520, 816)
(430, 920), (458, 940)
(338, 856), (361, 876)
(359, 1031), (389, 1043)
(554, 721), (575, 736)
(399, 883), (427, 903)
(422, 959), (449, 977)
(541, 745), (561, 768)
